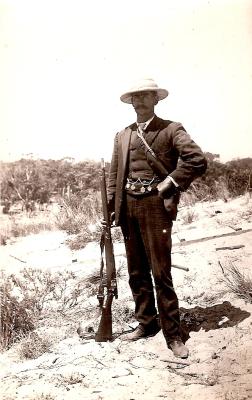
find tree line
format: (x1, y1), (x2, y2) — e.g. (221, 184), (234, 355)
(0, 154), (251, 212)
(0, 158), (102, 212)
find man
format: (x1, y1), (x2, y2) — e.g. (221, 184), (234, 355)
(107, 78), (207, 358)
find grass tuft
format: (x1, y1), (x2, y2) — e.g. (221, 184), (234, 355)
(220, 262), (252, 303)
(180, 208), (198, 225)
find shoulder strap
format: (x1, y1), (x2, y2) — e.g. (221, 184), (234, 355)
(137, 126), (157, 158)
(136, 126), (168, 177)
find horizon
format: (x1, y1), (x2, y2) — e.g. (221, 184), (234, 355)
(1, 151), (251, 166)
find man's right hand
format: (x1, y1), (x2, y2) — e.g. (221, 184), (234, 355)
(101, 212), (115, 227)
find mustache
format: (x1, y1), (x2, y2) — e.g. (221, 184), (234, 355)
(133, 104), (147, 109)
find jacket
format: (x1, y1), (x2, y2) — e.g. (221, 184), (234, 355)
(107, 115), (207, 225)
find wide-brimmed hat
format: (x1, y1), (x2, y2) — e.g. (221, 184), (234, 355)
(120, 78), (169, 104)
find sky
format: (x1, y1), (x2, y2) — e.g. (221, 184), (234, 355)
(1, 0), (252, 163)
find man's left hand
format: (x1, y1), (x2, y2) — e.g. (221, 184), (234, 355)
(157, 176), (178, 198)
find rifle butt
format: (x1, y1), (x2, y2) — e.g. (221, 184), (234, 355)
(95, 308), (112, 342)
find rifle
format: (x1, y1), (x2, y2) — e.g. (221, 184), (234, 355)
(95, 159), (118, 342)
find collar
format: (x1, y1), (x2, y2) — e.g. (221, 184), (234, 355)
(136, 115), (155, 130)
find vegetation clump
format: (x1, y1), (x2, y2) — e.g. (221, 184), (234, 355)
(0, 278), (35, 349)
(220, 262), (252, 303)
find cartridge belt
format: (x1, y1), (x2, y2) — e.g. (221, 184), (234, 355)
(125, 177), (160, 195)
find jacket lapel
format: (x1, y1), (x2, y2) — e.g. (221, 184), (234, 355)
(146, 115), (166, 132)
(121, 127), (132, 171)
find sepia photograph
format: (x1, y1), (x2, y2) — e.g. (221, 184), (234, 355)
(1, 1), (252, 399)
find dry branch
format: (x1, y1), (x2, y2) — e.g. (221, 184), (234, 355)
(216, 245), (245, 251)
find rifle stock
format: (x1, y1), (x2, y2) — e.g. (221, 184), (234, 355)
(94, 293), (113, 342)
(95, 159), (118, 342)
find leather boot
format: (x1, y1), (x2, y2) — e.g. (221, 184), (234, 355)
(121, 323), (160, 341)
(168, 339), (189, 359)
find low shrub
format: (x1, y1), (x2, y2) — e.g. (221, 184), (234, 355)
(0, 268), (96, 350)
(9, 268), (87, 313)
(56, 191), (101, 235)
(0, 211), (57, 243)
(18, 331), (52, 359)
(57, 191), (124, 249)
(0, 278), (35, 349)
(67, 224), (124, 250)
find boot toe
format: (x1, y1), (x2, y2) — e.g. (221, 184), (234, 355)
(121, 323), (160, 341)
(169, 340), (189, 359)
(121, 325), (146, 341)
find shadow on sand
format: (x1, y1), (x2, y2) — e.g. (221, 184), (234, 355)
(180, 301), (251, 342)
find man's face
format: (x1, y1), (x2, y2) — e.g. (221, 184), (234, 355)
(131, 91), (158, 116)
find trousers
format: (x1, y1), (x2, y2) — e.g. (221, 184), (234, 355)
(121, 192), (181, 343)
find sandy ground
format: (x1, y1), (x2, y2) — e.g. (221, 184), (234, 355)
(0, 195), (252, 400)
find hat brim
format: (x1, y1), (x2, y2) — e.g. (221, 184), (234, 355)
(120, 88), (169, 104)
